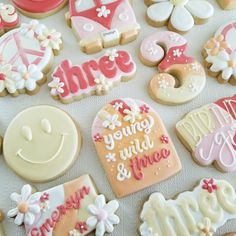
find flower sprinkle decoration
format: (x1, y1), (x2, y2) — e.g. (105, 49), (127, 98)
(202, 179), (217, 193)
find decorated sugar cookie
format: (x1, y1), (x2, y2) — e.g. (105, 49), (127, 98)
(0, 211), (5, 236)
(92, 98), (182, 197)
(176, 94), (236, 172)
(65, 0), (140, 54)
(217, 0), (236, 10)
(203, 21), (236, 85)
(0, 3), (20, 35)
(49, 49), (136, 104)
(7, 175), (120, 236)
(139, 31), (206, 105)
(0, 20), (62, 97)
(140, 178), (236, 236)
(13, 0), (68, 18)
(145, 0), (214, 33)
(3, 105), (81, 182)
(224, 234), (236, 236)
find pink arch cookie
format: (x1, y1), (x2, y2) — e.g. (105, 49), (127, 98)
(140, 31), (206, 105)
(203, 21), (236, 85)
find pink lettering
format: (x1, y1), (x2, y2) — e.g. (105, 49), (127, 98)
(51, 211), (60, 222)
(115, 51), (134, 73)
(40, 218), (55, 236)
(82, 60), (99, 86)
(99, 55), (116, 78)
(31, 228), (40, 236)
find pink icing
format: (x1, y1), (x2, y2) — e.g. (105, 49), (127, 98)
(0, 5), (19, 30)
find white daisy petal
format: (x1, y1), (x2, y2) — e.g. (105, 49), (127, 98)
(14, 213), (24, 225)
(21, 185), (32, 201)
(24, 211), (35, 225)
(95, 195), (106, 209)
(7, 208), (18, 218)
(96, 221), (106, 236)
(10, 192), (21, 203)
(86, 216), (98, 228)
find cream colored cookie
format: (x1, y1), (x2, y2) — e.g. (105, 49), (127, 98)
(217, 0), (236, 9)
(224, 233), (236, 236)
(0, 211), (4, 236)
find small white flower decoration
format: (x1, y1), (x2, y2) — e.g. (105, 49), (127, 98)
(113, 102), (123, 111)
(12, 64), (43, 91)
(169, 33), (180, 42)
(69, 229), (80, 236)
(123, 106), (142, 124)
(147, 47), (158, 55)
(96, 5), (111, 18)
(191, 63), (200, 71)
(20, 20), (45, 38)
(0, 64), (16, 94)
(173, 48), (182, 57)
(94, 74), (112, 95)
(37, 28), (62, 50)
(188, 82), (198, 92)
(105, 153), (116, 162)
(7, 185), (41, 226)
(197, 217), (215, 236)
(48, 77), (64, 96)
(140, 222), (159, 236)
(86, 195), (120, 236)
(102, 114), (121, 130)
(40, 201), (50, 212)
(158, 79), (169, 89)
(106, 49), (119, 61)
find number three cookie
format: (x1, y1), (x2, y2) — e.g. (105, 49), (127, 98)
(140, 31), (206, 105)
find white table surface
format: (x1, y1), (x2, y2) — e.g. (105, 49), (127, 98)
(1, 0), (236, 235)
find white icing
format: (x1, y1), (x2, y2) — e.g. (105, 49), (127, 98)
(113, 102), (123, 111)
(105, 49), (119, 61)
(21, 126), (33, 142)
(0, 3), (18, 23)
(96, 5), (111, 18)
(123, 105), (142, 124)
(83, 23), (94, 32)
(173, 48), (182, 57)
(117, 163), (131, 181)
(0, 64), (16, 94)
(20, 20), (45, 39)
(48, 77), (64, 96)
(101, 29), (120, 43)
(119, 12), (129, 21)
(197, 217), (215, 236)
(102, 114), (122, 130)
(94, 74), (113, 95)
(105, 152), (116, 162)
(41, 119), (52, 134)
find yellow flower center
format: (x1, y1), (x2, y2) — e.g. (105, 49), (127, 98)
(17, 201), (29, 213)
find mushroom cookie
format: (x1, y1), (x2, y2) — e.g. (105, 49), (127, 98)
(140, 178), (236, 236)
(140, 31), (206, 105)
(0, 3), (20, 35)
(145, 0), (214, 33)
(0, 20), (62, 97)
(92, 98), (182, 198)
(2, 105), (81, 182)
(176, 94), (236, 172)
(203, 21), (236, 85)
(217, 0), (236, 10)
(65, 0), (140, 54)
(7, 175), (120, 236)
(12, 0), (68, 18)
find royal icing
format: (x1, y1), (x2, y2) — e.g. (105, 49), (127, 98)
(145, 0), (214, 32)
(140, 31), (206, 105)
(3, 105), (81, 182)
(140, 178), (236, 236)
(176, 94), (236, 172)
(66, 0), (140, 53)
(92, 98), (182, 197)
(0, 3), (19, 34)
(49, 49), (136, 103)
(7, 175), (120, 236)
(217, 0), (236, 10)
(0, 20), (62, 96)
(203, 21), (236, 84)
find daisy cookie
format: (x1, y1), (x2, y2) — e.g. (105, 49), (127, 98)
(140, 178), (236, 236)
(48, 49), (136, 104)
(0, 3), (20, 35)
(7, 175), (120, 236)
(203, 21), (236, 85)
(92, 98), (182, 197)
(176, 94), (236, 172)
(0, 20), (62, 97)
(145, 0), (214, 33)
(2, 105), (81, 182)
(65, 0), (140, 54)
(217, 0), (236, 10)
(140, 31), (206, 105)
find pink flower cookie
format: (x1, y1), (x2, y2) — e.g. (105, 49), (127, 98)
(65, 0), (140, 54)
(0, 20), (63, 97)
(139, 31), (206, 105)
(176, 94), (236, 172)
(217, 0), (236, 9)
(7, 175), (120, 236)
(13, 0), (68, 18)
(92, 98), (182, 198)
(0, 3), (20, 35)
(145, 0), (214, 33)
(203, 21), (236, 85)
(140, 178), (236, 235)
(48, 49), (136, 104)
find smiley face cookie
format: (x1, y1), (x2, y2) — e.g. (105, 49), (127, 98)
(145, 0), (214, 33)
(0, 20), (62, 97)
(65, 0), (140, 54)
(7, 175), (120, 236)
(176, 94), (236, 172)
(13, 0), (68, 18)
(92, 98), (182, 198)
(203, 21), (236, 85)
(3, 105), (81, 182)
(140, 178), (236, 235)
(217, 0), (236, 9)
(140, 31), (206, 105)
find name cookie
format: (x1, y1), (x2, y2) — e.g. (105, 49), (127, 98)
(7, 175), (120, 236)
(145, 0), (214, 33)
(13, 0), (68, 18)
(49, 49), (136, 104)
(92, 98), (182, 197)
(203, 21), (236, 85)
(140, 178), (236, 236)
(176, 94), (236, 172)
(0, 3), (19, 35)
(65, 0), (140, 54)
(0, 20), (62, 97)
(217, 0), (236, 9)
(3, 105), (81, 182)
(140, 31), (206, 105)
